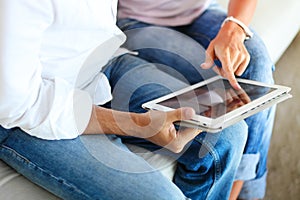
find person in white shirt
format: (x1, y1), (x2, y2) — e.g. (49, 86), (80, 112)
(117, 0), (276, 199)
(0, 0), (247, 199)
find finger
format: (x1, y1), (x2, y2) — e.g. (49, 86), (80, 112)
(168, 124), (177, 139)
(235, 52), (250, 76)
(228, 51), (240, 72)
(217, 48), (232, 72)
(225, 69), (241, 90)
(201, 47), (215, 69)
(214, 47), (242, 89)
(167, 127), (201, 153)
(178, 127), (201, 144)
(212, 65), (223, 76)
(167, 107), (195, 122)
(218, 52), (238, 85)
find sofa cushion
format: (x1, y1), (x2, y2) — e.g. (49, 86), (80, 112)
(0, 160), (60, 200)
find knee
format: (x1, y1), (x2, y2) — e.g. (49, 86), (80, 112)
(128, 174), (187, 200)
(222, 120), (248, 150)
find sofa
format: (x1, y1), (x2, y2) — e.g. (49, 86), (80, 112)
(1, 0), (299, 199)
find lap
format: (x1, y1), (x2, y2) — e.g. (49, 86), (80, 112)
(0, 127), (186, 200)
(118, 3), (274, 84)
(103, 54), (191, 113)
(117, 3), (275, 197)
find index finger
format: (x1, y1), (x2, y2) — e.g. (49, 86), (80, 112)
(225, 70), (241, 90)
(217, 51), (241, 90)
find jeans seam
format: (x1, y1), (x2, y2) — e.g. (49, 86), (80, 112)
(194, 137), (222, 180)
(119, 20), (140, 30)
(194, 137), (222, 199)
(1, 145), (93, 200)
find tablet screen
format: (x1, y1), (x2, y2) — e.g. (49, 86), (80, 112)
(158, 79), (275, 118)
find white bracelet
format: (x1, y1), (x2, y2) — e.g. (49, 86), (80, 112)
(221, 16), (254, 40)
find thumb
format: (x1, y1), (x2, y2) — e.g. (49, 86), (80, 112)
(168, 107), (195, 122)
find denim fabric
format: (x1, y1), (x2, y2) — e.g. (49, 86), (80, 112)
(117, 2), (275, 199)
(103, 54), (248, 200)
(0, 53), (247, 200)
(0, 128), (188, 200)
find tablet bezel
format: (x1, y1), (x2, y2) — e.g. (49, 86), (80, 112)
(142, 76), (291, 131)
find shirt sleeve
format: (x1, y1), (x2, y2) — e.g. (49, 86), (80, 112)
(0, 0), (93, 139)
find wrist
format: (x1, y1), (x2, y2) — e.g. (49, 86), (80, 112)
(221, 16), (253, 40)
(125, 112), (151, 137)
(85, 106), (140, 136)
(221, 21), (247, 41)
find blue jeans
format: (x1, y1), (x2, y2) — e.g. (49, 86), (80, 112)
(0, 54), (247, 200)
(117, 2), (276, 199)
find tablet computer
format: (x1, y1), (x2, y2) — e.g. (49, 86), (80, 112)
(142, 76), (292, 133)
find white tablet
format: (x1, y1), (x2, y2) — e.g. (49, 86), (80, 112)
(142, 76), (292, 133)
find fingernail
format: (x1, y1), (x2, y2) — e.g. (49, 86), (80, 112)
(184, 108), (195, 119)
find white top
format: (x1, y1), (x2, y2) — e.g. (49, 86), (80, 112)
(0, 0), (126, 139)
(118, 0), (211, 26)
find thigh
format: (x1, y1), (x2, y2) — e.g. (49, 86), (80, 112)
(0, 127), (186, 200)
(173, 120), (248, 200)
(117, 19), (217, 85)
(103, 54), (190, 113)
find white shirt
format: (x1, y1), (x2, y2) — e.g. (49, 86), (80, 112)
(0, 0), (126, 139)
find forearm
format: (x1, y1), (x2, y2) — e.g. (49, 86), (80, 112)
(83, 105), (199, 153)
(227, 0), (257, 25)
(83, 105), (146, 137)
